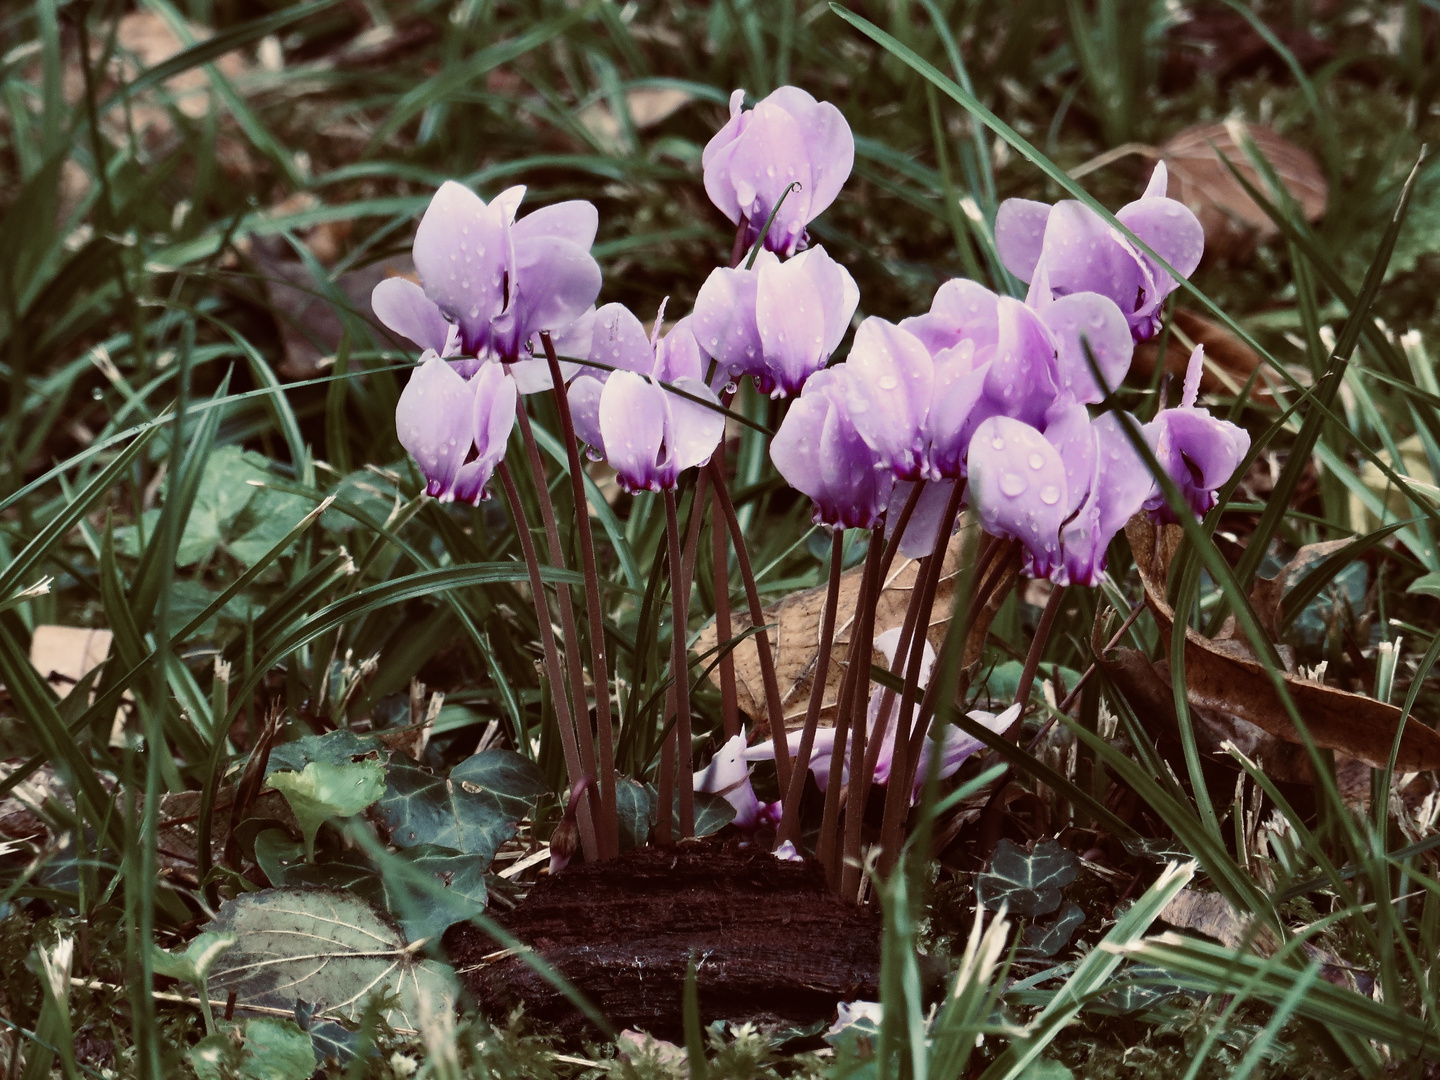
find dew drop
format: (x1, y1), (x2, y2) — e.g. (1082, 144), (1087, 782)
(1039, 484), (1061, 505)
(1027, 452), (1045, 470)
(990, 437), (1005, 450)
(999, 473), (1027, 497)
(878, 375), (899, 390)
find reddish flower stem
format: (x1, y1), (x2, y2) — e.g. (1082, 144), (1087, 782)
(540, 332), (619, 858)
(708, 459), (790, 794)
(497, 461), (598, 861)
(514, 403), (607, 853)
(663, 488), (697, 837)
(712, 485), (741, 740)
(774, 529), (844, 850)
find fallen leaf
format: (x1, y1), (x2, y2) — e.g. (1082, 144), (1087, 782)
(28, 625), (112, 699)
(1160, 888), (1278, 953)
(693, 520), (1016, 737)
(1161, 122), (1327, 260)
(1131, 308), (1265, 400)
(1126, 516), (1440, 771)
(206, 889), (458, 1030)
(578, 87), (693, 154)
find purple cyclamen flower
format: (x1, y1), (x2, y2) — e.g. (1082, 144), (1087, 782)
(567, 302), (725, 493)
(703, 86), (854, 256)
(967, 405), (1154, 586)
(843, 317), (990, 482)
(371, 181), (602, 392)
(771, 366), (894, 530)
(1143, 345), (1251, 521)
(395, 352), (516, 503)
(692, 245), (858, 397)
(995, 162), (1204, 341)
(738, 629), (1019, 808)
(694, 733), (763, 830)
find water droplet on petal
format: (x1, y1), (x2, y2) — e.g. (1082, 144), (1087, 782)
(990, 437), (1005, 450)
(878, 375), (899, 391)
(1000, 473), (1027, 497)
(1039, 485), (1061, 505)
(1028, 452), (1045, 470)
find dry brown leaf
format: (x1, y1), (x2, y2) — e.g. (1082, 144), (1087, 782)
(1126, 516), (1440, 772)
(1160, 888), (1280, 954)
(693, 519), (1015, 737)
(1249, 537), (1357, 640)
(1131, 308), (1265, 400)
(578, 88), (693, 154)
(29, 625), (112, 698)
(1161, 122), (1327, 260)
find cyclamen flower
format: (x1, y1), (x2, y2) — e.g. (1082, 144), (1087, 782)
(371, 181), (602, 392)
(967, 406), (1154, 586)
(692, 245), (858, 397)
(703, 86), (855, 256)
(770, 367), (893, 530)
(567, 302), (725, 494)
(995, 162), (1204, 341)
(736, 630), (1020, 809)
(395, 353), (516, 503)
(1143, 345), (1251, 521)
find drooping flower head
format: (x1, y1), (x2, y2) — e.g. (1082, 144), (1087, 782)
(967, 405), (1155, 586)
(395, 353), (516, 504)
(372, 181), (602, 391)
(692, 245), (858, 397)
(771, 366), (894, 530)
(703, 86), (854, 256)
(1143, 345), (1252, 521)
(995, 163), (1204, 341)
(567, 302), (725, 494)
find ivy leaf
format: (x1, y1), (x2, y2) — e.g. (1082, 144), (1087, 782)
(1102, 962), (1184, 1014)
(266, 729), (380, 777)
(375, 757), (518, 862)
(975, 839), (1079, 917)
(280, 847), (487, 942)
(448, 748), (549, 819)
(615, 778), (654, 850)
(1021, 901), (1085, 957)
(266, 760), (386, 859)
(674, 790), (736, 839)
(207, 888), (458, 1030)
(239, 1018), (315, 1080)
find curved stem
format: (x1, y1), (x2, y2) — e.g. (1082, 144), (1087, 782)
(497, 461), (598, 861)
(708, 459), (790, 793)
(664, 488), (696, 837)
(541, 333), (618, 858)
(514, 403), (606, 852)
(775, 530), (844, 849)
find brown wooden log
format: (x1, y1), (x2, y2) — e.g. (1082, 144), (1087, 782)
(445, 841), (881, 1040)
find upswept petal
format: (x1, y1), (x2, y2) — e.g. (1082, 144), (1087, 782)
(504, 234), (602, 348)
(926, 350), (989, 478)
(395, 353), (476, 502)
(412, 181), (507, 353)
(790, 245), (859, 357)
(693, 733), (762, 830)
(598, 371), (667, 493)
(1116, 162), (1204, 296)
(984, 297), (1058, 427)
(968, 416), (1069, 580)
(664, 376), (726, 475)
(1040, 291), (1134, 404)
(757, 253), (829, 396)
(773, 369), (890, 530)
(510, 199), (599, 250)
(567, 374), (606, 454)
(691, 260), (769, 378)
(1041, 400), (1097, 520)
(994, 198), (1052, 283)
(900, 278), (1002, 358)
(844, 318), (934, 481)
(371, 277), (452, 354)
(701, 89), (750, 225)
(589, 303), (660, 377)
(1060, 411), (1154, 584)
(451, 364), (517, 505)
(726, 99), (814, 253)
(656, 317), (708, 386)
(767, 86), (854, 219)
(1037, 200), (1150, 318)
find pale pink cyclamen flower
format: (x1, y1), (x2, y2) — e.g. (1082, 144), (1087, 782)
(394, 355), (516, 504)
(703, 86), (855, 256)
(567, 302), (725, 493)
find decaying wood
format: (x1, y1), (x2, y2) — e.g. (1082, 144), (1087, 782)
(1125, 517), (1440, 772)
(446, 842), (881, 1040)
(694, 518), (1014, 738)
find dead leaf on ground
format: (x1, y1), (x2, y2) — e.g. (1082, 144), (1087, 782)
(1125, 516), (1440, 772)
(1160, 888), (1280, 954)
(693, 519), (1017, 738)
(29, 625), (112, 699)
(1161, 122), (1327, 261)
(578, 87), (694, 154)
(1131, 308), (1268, 401)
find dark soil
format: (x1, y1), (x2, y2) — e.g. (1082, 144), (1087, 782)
(445, 841), (882, 1040)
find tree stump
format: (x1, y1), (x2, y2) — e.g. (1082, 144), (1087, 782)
(445, 841), (882, 1040)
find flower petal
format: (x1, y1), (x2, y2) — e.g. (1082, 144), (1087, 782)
(395, 353), (475, 502)
(1041, 400), (1097, 520)
(664, 376), (726, 475)
(510, 199), (599, 250)
(995, 198), (1052, 283)
(371, 277), (452, 354)
(757, 253), (829, 396)
(691, 258), (773, 380)
(900, 278), (1000, 357)
(567, 374), (606, 454)
(766, 86), (854, 222)
(967, 416), (1069, 580)
(844, 317), (934, 480)
(589, 303), (658, 377)
(453, 364), (517, 504)
(1116, 163), (1204, 296)
(1039, 291), (1134, 405)
(412, 181), (507, 354)
(1038, 200), (1149, 318)
(599, 371), (668, 493)
(725, 99), (814, 253)
(984, 297), (1058, 427)
(693, 733), (761, 830)
(504, 234), (602, 350)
